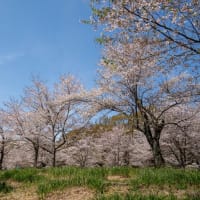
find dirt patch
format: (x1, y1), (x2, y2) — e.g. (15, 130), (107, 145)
(107, 175), (129, 181)
(106, 175), (130, 196)
(45, 187), (94, 200)
(0, 185), (38, 200)
(106, 184), (129, 195)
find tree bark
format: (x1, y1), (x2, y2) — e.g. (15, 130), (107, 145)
(143, 118), (165, 167)
(33, 144), (39, 168)
(151, 138), (165, 167)
(0, 142), (5, 170)
(52, 150), (56, 167)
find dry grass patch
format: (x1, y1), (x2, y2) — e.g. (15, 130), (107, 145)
(107, 175), (129, 182)
(106, 184), (129, 196)
(45, 187), (95, 200)
(0, 185), (38, 200)
(137, 185), (196, 199)
(105, 175), (130, 196)
(6, 180), (22, 188)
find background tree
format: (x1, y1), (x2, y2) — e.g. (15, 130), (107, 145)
(0, 126), (6, 170)
(4, 99), (46, 168)
(23, 75), (88, 167)
(71, 138), (91, 167)
(0, 111), (15, 170)
(163, 106), (200, 167)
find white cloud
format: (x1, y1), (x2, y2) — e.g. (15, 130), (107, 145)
(0, 53), (24, 65)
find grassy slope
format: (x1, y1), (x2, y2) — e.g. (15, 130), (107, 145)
(0, 167), (199, 200)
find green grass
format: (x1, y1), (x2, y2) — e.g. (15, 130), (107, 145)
(107, 167), (130, 177)
(96, 192), (200, 200)
(0, 167), (199, 199)
(37, 179), (70, 198)
(0, 182), (13, 193)
(0, 168), (43, 183)
(130, 168), (200, 190)
(37, 167), (109, 197)
(95, 193), (178, 200)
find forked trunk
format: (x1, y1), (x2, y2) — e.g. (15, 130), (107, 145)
(143, 120), (165, 167)
(151, 138), (165, 167)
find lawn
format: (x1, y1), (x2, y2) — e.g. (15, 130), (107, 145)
(0, 167), (199, 200)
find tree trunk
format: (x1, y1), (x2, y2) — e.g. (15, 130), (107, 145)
(0, 143), (5, 170)
(33, 145), (39, 168)
(51, 128), (56, 167)
(151, 138), (165, 167)
(52, 150), (56, 167)
(143, 119), (165, 167)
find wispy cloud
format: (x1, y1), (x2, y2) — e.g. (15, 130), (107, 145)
(0, 53), (24, 65)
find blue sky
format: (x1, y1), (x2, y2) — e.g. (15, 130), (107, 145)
(0, 0), (101, 105)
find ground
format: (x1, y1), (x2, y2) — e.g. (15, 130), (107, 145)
(0, 167), (199, 200)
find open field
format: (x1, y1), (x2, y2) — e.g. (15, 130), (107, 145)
(0, 167), (199, 200)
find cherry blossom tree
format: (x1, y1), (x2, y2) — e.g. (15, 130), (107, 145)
(0, 110), (16, 170)
(3, 99), (46, 168)
(0, 126), (6, 170)
(65, 125), (152, 167)
(162, 106), (200, 167)
(71, 138), (92, 167)
(90, 0), (200, 67)
(88, 0), (200, 167)
(23, 75), (88, 167)
(92, 35), (198, 166)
